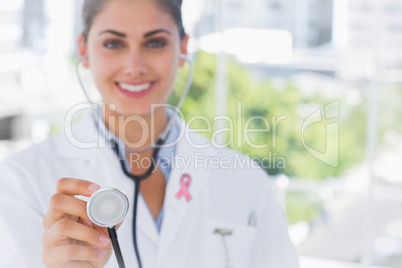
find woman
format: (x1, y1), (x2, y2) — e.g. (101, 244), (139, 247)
(0, 0), (300, 267)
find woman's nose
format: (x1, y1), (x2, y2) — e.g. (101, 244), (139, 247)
(123, 51), (147, 76)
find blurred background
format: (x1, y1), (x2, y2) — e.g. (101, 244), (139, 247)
(1, 0), (402, 267)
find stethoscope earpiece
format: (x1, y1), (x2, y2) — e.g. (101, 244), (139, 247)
(78, 55), (88, 62)
(179, 53), (187, 60)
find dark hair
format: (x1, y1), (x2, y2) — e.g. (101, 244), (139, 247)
(82, 0), (185, 41)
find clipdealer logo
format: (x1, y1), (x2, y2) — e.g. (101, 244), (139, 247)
(64, 100), (339, 169)
(126, 152), (285, 171)
(301, 100), (339, 167)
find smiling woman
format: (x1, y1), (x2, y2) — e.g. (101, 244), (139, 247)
(0, 0), (300, 267)
(79, 0), (188, 119)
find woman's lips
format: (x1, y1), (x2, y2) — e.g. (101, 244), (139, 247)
(115, 81), (155, 98)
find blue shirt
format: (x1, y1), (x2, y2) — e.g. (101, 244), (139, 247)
(94, 109), (179, 232)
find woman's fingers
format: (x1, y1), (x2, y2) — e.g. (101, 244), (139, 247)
(42, 217), (112, 268)
(42, 178), (112, 267)
(43, 218), (110, 249)
(57, 177), (100, 197)
(64, 261), (104, 268)
(42, 244), (107, 266)
(43, 178), (101, 230)
(43, 193), (90, 230)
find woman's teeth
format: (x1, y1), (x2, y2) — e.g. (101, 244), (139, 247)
(118, 82), (151, 92)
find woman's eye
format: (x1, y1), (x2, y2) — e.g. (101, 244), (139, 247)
(146, 40), (167, 48)
(103, 41), (123, 49)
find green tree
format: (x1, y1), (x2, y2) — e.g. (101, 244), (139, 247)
(173, 51), (367, 181)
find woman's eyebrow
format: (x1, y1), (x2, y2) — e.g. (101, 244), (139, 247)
(98, 30), (126, 37)
(98, 29), (171, 38)
(144, 29), (171, 38)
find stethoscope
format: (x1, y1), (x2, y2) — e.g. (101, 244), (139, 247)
(76, 53), (194, 268)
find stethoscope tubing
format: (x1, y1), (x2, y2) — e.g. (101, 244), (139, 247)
(110, 137), (164, 268)
(108, 226), (126, 268)
(132, 179), (142, 268)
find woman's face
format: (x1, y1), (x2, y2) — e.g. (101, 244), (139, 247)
(78, 0), (188, 116)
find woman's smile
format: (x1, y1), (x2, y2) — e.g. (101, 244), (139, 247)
(115, 81), (156, 98)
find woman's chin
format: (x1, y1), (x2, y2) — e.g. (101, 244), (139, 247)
(107, 104), (154, 118)
(101, 98), (169, 118)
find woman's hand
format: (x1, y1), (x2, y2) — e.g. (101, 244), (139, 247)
(42, 178), (113, 268)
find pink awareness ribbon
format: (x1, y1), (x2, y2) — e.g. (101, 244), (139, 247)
(175, 173), (192, 203)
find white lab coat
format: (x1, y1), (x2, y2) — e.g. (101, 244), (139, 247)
(0, 111), (299, 268)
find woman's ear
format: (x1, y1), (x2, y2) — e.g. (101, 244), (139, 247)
(78, 34), (90, 68)
(179, 34), (189, 67)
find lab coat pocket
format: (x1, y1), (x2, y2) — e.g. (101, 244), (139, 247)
(205, 219), (256, 268)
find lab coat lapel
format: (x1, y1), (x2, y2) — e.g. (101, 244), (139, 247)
(156, 129), (210, 264)
(133, 192), (159, 243)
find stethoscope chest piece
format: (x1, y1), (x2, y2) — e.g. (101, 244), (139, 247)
(86, 188), (129, 228)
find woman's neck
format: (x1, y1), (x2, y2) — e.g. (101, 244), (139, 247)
(102, 105), (168, 151)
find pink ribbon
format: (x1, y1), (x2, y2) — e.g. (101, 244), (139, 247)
(175, 173), (192, 203)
